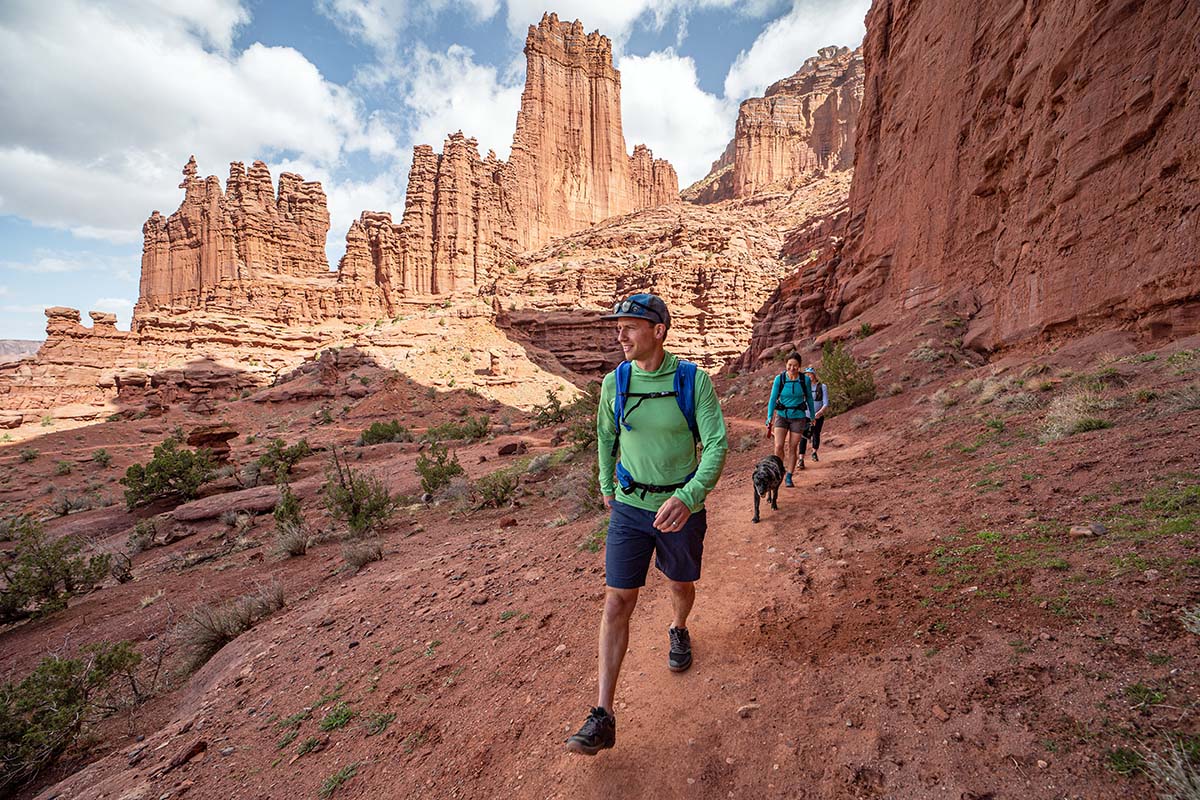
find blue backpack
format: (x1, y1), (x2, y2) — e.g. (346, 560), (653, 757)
(611, 359), (700, 498)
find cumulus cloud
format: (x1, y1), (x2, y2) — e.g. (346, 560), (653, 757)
(501, 0), (777, 47)
(619, 49), (736, 185)
(402, 45), (523, 159)
(723, 0), (870, 101)
(0, 1), (396, 243)
(318, 0), (501, 56)
(1, 249), (137, 278)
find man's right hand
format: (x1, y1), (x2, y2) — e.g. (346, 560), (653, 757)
(602, 495), (614, 510)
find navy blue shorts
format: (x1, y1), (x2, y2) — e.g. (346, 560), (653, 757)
(605, 500), (707, 589)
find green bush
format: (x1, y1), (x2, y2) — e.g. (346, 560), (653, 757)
(566, 382), (601, 451)
(91, 449), (112, 468)
(54, 461), (73, 476)
(820, 341), (876, 416)
(475, 469), (520, 508)
(0, 516), (110, 624)
(273, 483), (308, 556)
(120, 439), (214, 509)
(126, 519), (157, 554)
(357, 420), (413, 446)
(531, 389), (569, 428)
(323, 449), (397, 538)
(0, 641), (141, 793)
(415, 441), (464, 495)
(256, 438), (312, 484)
(424, 415), (490, 442)
(18, 448), (38, 463)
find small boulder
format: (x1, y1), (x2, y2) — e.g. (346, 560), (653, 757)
(498, 441), (528, 456)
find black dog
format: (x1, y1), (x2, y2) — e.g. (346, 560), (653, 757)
(752, 455), (785, 523)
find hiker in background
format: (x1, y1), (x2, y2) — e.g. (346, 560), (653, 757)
(566, 293), (728, 756)
(802, 366), (828, 462)
(765, 352), (815, 485)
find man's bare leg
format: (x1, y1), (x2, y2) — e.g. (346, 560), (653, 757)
(597, 586), (639, 711)
(667, 580), (695, 629)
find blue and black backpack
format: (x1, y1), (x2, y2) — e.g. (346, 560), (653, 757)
(610, 359), (700, 498)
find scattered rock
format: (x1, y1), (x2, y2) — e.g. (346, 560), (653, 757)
(498, 441), (528, 456)
(737, 703), (760, 718)
(1068, 522), (1106, 539)
(470, 594), (489, 605)
(499, 517), (518, 528)
(931, 704), (951, 722)
(165, 739), (207, 772)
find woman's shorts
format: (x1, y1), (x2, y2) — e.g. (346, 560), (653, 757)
(773, 415), (810, 434)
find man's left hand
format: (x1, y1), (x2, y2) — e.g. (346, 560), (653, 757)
(653, 497), (692, 533)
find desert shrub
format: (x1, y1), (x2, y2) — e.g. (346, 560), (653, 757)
(858, 322), (874, 338)
(341, 540), (382, 571)
(566, 382), (601, 451)
(0, 641), (141, 793)
(179, 581), (283, 672)
(424, 415), (490, 442)
(1040, 389), (1109, 442)
(54, 461), (73, 477)
(734, 434), (757, 453)
(120, 438), (214, 509)
(49, 493), (89, 517)
(1163, 382), (1200, 413)
(256, 438), (312, 484)
(323, 449), (396, 538)
(357, 420), (413, 446)
(531, 389), (569, 428)
(316, 406), (334, 425)
(415, 441), (464, 495)
(820, 341), (876, 416)
(126, 519), (158, 554)
(1180, 605), (1200, 636)
(0, 516), (110, 624)
(19, 448), (38, 463)
(273, 483), (308, 557)
(1144, 737), (1200, 800)
(474, 469), (520, 508)
(91, 449), (112, 468)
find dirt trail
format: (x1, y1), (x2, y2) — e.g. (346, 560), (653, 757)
(540, 425), (872, 799)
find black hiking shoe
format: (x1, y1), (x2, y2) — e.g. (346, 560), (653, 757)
(566, 707), (616, 755)
(811, 450), (819, 462)
(668, 626), (692, 673)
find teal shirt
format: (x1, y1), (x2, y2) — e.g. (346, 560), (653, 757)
(597, 352), (728, 513)
(766, 372), (815, 422)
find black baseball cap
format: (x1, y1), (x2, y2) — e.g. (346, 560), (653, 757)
(600, 293), (671, 328)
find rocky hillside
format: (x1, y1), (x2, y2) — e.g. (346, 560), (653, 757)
(684, 46), (863, 204)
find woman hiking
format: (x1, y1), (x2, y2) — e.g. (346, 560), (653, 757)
(801, 366), (828, 462)
(765, 352), (815, 486)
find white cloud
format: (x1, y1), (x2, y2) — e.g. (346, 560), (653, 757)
(723, 0), (870, 101)
(1, 249), (138, 277)
(93, 297), (134, 311)
(317, 0), (501, 56)
(619, 49), (736, 185)
(0, 286), (8, 296)
(0, 1), (396, 243)
(0, 304), (50, 315)
(403, 45), (523, 159)
(501, 0), (771, 47)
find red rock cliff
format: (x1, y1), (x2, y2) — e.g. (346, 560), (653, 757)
(139, 157), (330, 309)
(833, 0), (1200, 349)
(685, 46), (863, 203)
(504, 13), (678, 250)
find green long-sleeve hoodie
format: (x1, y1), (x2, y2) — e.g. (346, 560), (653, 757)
(597, 352), (728, 513)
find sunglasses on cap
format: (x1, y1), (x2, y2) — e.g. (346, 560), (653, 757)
(610, 297), (666, 324)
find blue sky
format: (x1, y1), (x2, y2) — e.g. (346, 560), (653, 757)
(0, 0), (869, 340)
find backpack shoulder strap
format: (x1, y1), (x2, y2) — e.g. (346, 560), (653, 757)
(613, 360), (633, 432)
(674, 360), (699, 441)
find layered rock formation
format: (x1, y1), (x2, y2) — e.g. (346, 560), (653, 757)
(685, 46), (863, 204)
(492, 173), (853, 373)
(139, 157), (330, 309)
(828, 0), (1200, 349)
(747, 0), (1200, 358)
(506, 14), (679, 250)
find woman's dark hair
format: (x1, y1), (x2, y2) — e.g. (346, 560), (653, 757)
(785, 351), (802, 366)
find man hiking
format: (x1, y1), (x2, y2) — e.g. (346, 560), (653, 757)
(566, 293), (728, 756)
